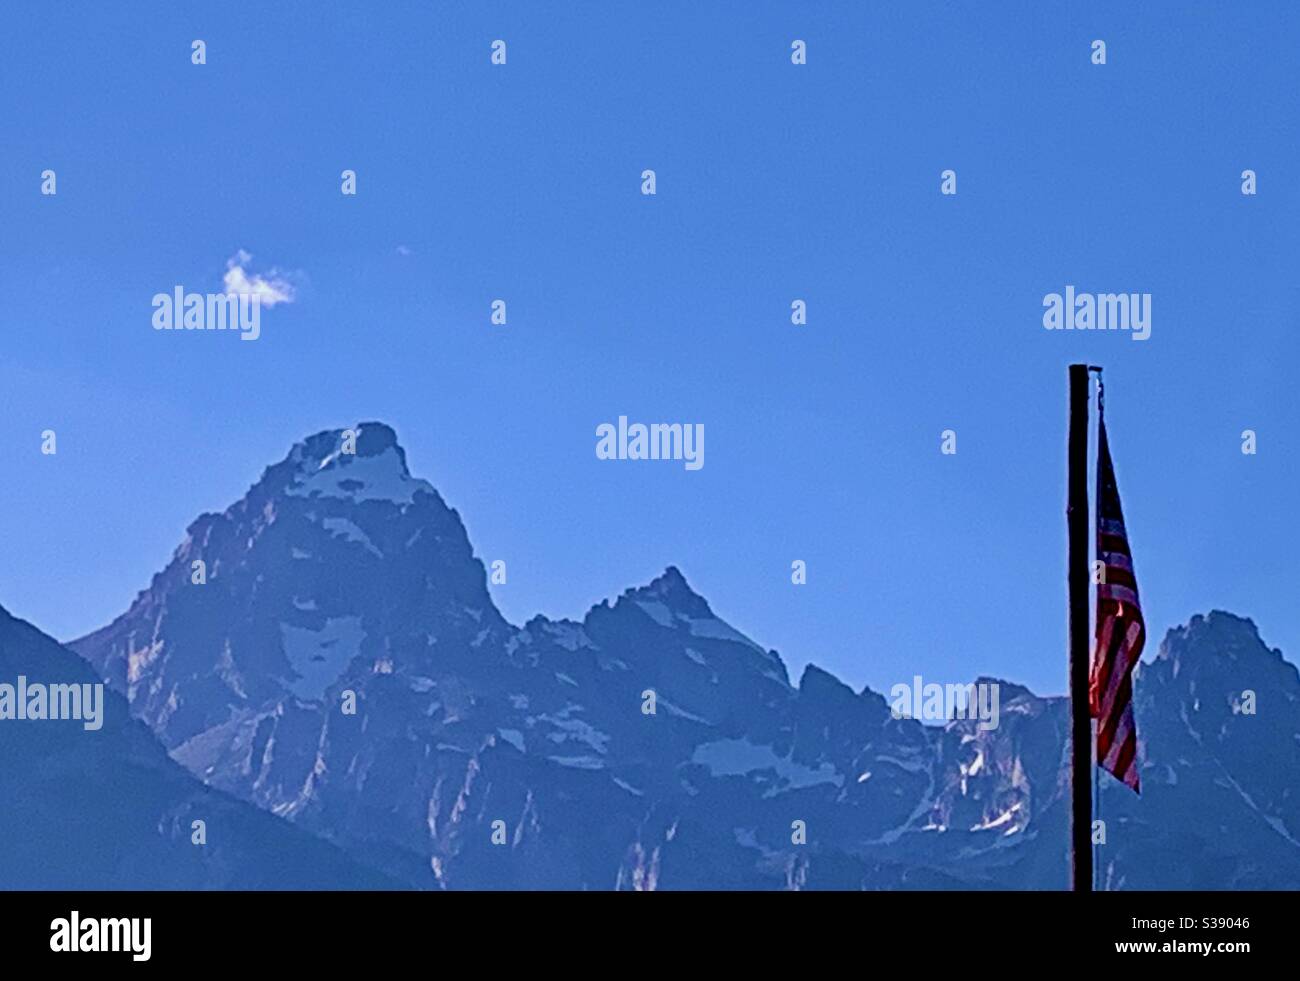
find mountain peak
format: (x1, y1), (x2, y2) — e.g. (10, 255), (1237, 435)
(270, 422), (434, 508)
(624, 565), (712, 617)
(293, 421), (405, 468)
(1156, 609), (1274, 666)
(971, 676), (1042, 704)
(653, 564), (690, 592)
(352, 420), (400, 453)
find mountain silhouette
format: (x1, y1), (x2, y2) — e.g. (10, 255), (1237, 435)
(0, 603), (396, 888)
(26, 422), (1292, 889)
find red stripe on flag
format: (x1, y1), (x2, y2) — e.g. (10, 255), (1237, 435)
(1089, 421), (1145, 795)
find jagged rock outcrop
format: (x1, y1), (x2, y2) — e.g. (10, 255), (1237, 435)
(61, 424), (1300, 889)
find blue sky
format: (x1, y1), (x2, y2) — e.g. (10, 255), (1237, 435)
(2, 2), (1297, 698)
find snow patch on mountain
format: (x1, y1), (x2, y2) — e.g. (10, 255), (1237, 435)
(548, 755), (605, 770)
(534, 706), (610, 755)
(541, 621), (593, 651)
(497, 728), (525, 752)
(660, 698), (711, 725)
(280, 616), (366, 700)
(287, 446), (434, 507)
(683, 615), (764, 651)
(971, 801), (1022, 833)
(321, 517), (382, 556)
(635, 600), (674, 628)
(691, 738), (844, 795)
(633, 601), (765, 654)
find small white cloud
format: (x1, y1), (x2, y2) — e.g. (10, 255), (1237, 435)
(223, 250), (296, 307)
(395, 245), (412, 256)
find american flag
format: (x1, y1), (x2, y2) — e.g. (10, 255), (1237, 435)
(1089, 420), (1145, 793)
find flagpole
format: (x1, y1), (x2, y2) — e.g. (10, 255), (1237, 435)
(1091, 369), (1104, 891)
(1093, 719), (1101, 889)
(1067, 363), (1092, 892)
